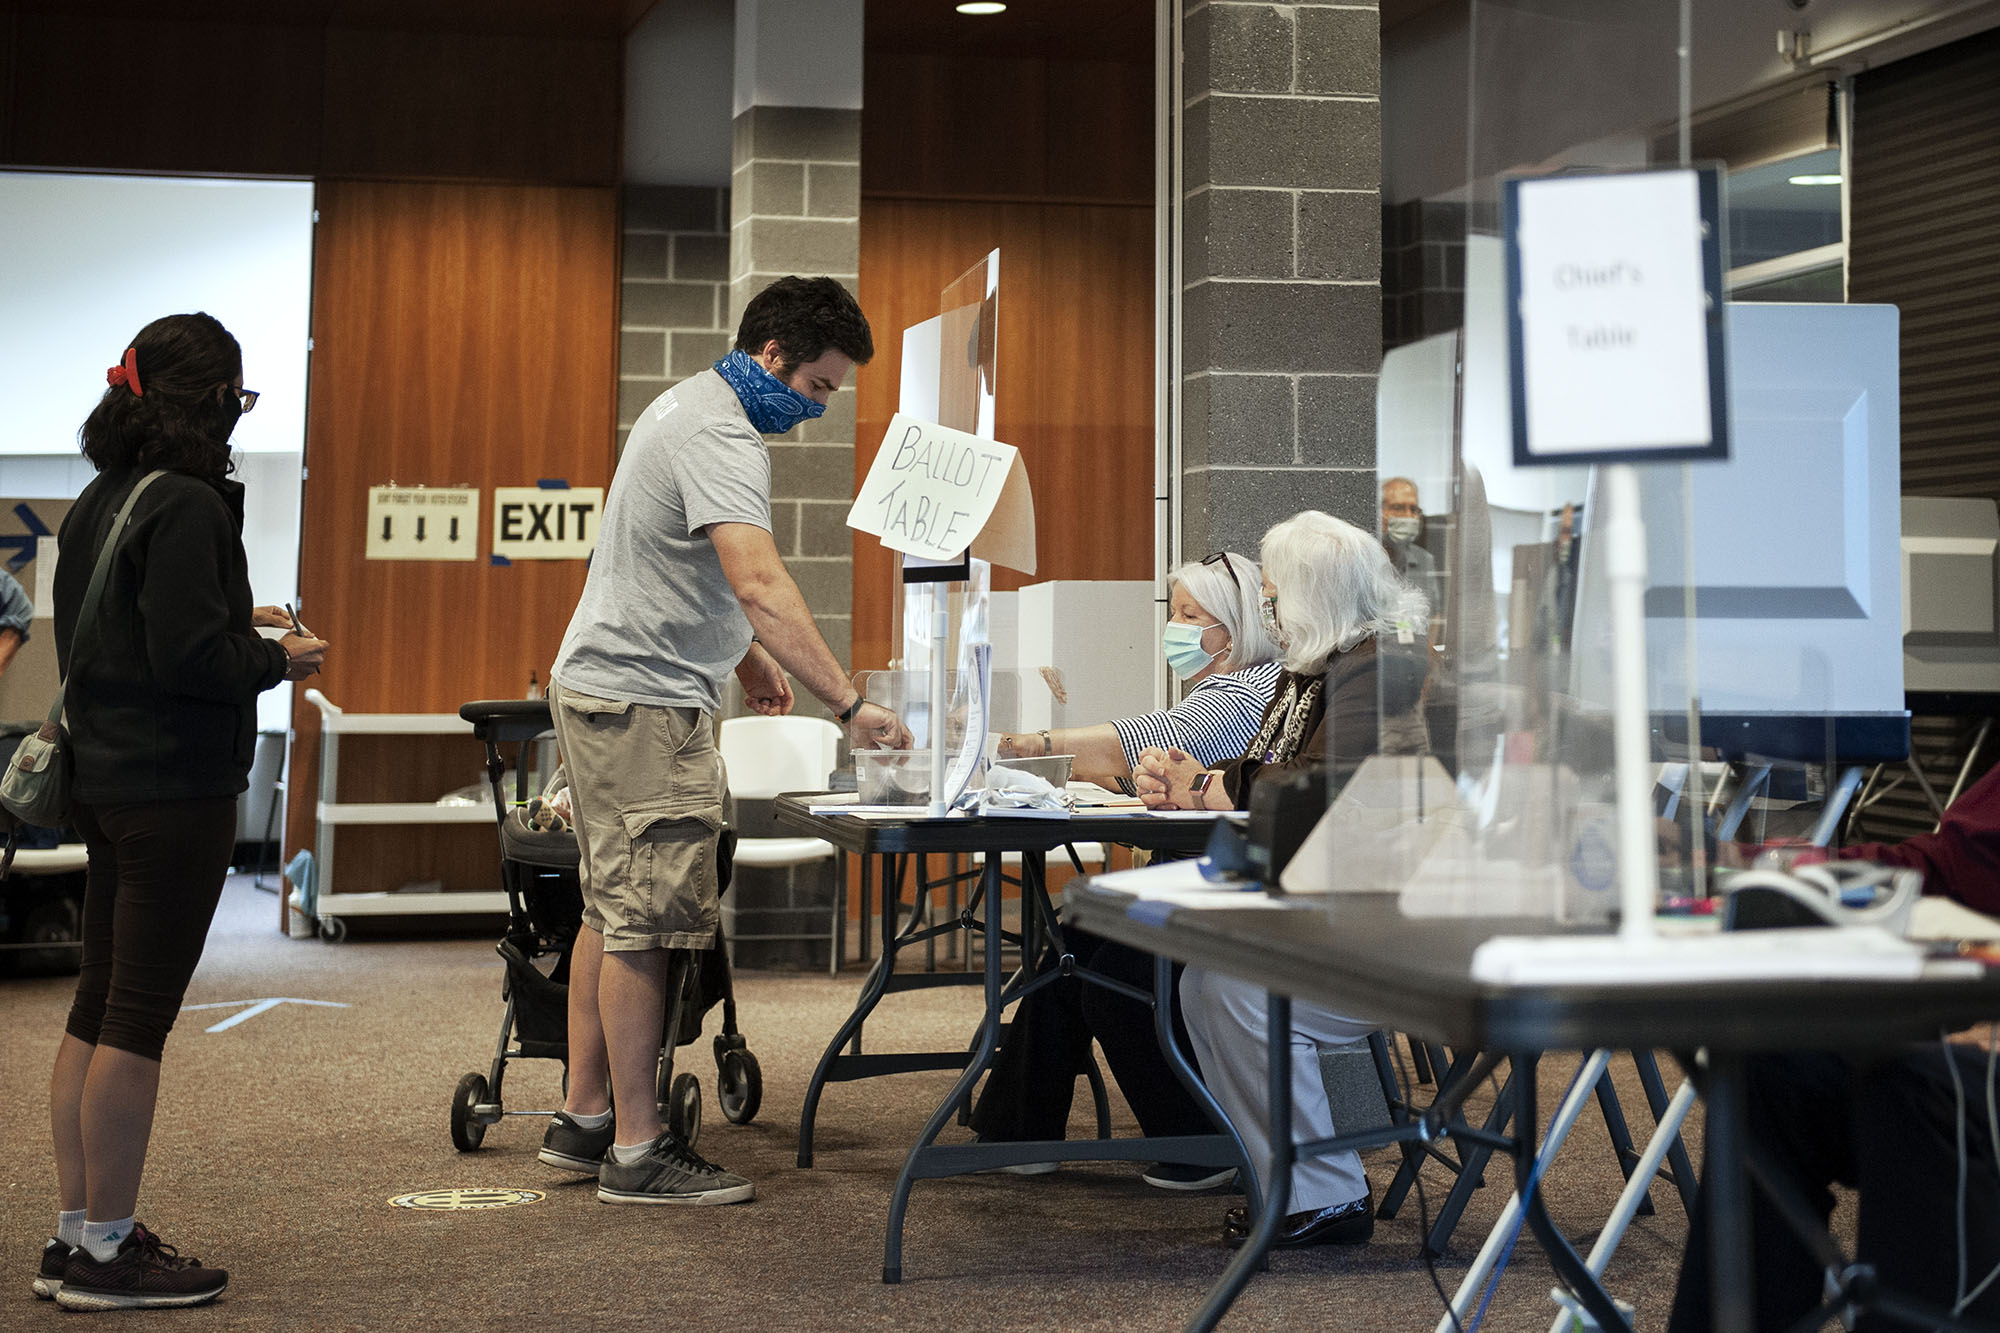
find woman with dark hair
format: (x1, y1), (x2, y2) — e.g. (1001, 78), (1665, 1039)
(36, 313), (327, 1311)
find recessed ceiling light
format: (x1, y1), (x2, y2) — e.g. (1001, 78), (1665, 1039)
(956, 2), (1007, 13)
(1788, 173), (1843, 185)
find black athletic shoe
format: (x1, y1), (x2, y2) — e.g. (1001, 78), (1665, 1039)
(539, 1112), (616, 1173)
(55, 1223), (227, 1310)
(32, 1237), (71, 1299)
(597, 1131), (755, 1205)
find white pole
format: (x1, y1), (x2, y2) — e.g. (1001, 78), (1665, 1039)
(1605, 464), (1661, 938)
(928, 581), (950, 817)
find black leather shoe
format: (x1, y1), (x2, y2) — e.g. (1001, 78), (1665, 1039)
(1222, 1195), (1373, 1250)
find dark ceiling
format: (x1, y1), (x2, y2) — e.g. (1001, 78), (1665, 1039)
(1, 0), (1426, 56)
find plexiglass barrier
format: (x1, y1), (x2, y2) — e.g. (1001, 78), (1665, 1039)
(1305, 0), (1905, 923)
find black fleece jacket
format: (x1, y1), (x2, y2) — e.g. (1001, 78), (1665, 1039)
(54, 467), (290, 804)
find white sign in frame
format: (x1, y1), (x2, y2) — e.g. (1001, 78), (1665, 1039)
(1504, 166), (1730, 467)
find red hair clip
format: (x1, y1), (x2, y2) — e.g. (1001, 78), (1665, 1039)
(105, 346), (143, 397)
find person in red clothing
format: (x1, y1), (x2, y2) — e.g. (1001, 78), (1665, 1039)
(1667, 762), (2000, 1331)
(1837, 760), (2000, 916)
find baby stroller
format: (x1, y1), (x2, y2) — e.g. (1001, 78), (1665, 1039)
(449, 698), (762, 1153)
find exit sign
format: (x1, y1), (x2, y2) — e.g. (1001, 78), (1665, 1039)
(491, 486), (604, 561)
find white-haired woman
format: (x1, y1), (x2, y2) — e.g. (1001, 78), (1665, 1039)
(969, 552), (1282, 1190)
(996, 550), (1279, 783)
(1136, 510), (1428, 1251)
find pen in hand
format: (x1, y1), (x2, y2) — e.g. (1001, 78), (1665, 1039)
(285, 603), (312, 640)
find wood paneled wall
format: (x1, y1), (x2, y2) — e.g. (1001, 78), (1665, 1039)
(0, 13), (620, 184)
(853, 48), (1156, 671)
(285, 179), (619, 891)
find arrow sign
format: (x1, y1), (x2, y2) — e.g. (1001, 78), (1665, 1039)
(381, 515), (393, 542)
(0, 502), (53, 572)
(449, 517), (460, 541)
(416, 516), (427, 542)
(180, 997), (350, 1032)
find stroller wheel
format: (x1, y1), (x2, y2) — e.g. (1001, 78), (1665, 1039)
(667, 1071), (703, 1147)
(450, 1072), (490, 1151)
(718, 1047), (762, 1125)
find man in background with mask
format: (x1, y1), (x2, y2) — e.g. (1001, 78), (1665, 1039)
(542, 275), (911, 1206)
(1380, 476), (1440, 608)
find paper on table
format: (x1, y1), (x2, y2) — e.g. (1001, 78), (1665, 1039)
(1910, 896), (2000, 942)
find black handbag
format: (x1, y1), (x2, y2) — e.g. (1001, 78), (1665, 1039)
(0, 471), (165, 841)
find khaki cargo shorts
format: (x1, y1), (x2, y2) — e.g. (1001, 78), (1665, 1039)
(549, 680), (724, 952)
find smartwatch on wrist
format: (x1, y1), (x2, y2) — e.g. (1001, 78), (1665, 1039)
(1188, 771), (1215, 802)
(837, 696), (865, 725)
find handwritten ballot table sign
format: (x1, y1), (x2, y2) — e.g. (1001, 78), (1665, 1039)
(1503, 166), (1729, 467)
(847, 413), (1037, 575)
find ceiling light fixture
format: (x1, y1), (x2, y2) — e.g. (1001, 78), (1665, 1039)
(1788, 173), (1843, 185)
(956, 2), (1007, 13)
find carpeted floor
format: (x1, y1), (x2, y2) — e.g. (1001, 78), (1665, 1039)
(1, 876), (1718, 1330)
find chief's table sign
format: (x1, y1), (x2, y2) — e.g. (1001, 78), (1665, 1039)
(1504, 165), (1730, 468)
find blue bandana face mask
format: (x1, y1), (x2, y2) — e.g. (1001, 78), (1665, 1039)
(713, 348), (827, 435)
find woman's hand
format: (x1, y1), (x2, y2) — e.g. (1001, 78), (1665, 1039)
(280, 632), (329, 681)
(252, 605), (294, 630)
(1136, 745), (1211, 810)
(996, 732), (1047, 759)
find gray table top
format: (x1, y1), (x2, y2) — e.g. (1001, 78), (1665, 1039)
(1065, 881), (2000, 1054)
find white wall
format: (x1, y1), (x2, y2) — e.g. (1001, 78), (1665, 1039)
(0, 171), (312, 733)
(0, 172), (313, 455)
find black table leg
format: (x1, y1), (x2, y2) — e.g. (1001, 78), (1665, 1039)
(1153, 955), (1263, 1225)
(1189, 992), (1292, 1333)
(1703, 1051), (1754, 1332)
(1512, 1051), (1633, 1333)
(883, 849), (1006, 1284)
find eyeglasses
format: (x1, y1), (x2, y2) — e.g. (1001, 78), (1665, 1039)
(1200, 551), (1242, 595)
(236, 388), (259, 414)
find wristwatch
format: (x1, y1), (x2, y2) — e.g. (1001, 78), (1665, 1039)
(837, 696), (865, 724)
(1188, 772), (1215, 799)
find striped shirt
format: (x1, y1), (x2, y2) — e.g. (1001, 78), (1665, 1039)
(1108, 660), (1284, 769)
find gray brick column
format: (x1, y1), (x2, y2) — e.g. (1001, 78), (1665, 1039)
(1178, 1), (1382, 561)
(728, 106), (862, 670)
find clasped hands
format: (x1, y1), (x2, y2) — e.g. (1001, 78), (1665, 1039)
(1133, 745), (1223, 811)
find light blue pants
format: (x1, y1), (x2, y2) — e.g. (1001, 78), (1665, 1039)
(1180, 967), (1376, 1212)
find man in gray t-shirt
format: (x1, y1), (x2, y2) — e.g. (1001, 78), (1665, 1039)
(544, 277), (910, 1205)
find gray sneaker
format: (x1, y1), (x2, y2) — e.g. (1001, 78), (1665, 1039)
(596, 1131), (755, 1205)
(538, 1112), (615, 1173)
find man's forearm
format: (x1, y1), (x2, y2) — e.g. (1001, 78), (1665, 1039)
(736, 574), (858, 712)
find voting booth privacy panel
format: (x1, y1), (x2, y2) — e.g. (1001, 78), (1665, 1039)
(1295, 0), (1908, 922)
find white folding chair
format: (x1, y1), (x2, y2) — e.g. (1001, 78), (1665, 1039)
(718, 715), (845, 972)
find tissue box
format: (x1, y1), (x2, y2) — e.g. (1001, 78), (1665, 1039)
(990, 754), (1073, 789)
(855, 750), (931, 805)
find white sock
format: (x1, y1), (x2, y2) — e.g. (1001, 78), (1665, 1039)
(56, 1210), (85, 1248)
(609, 1141), (652, 1165)
(80, 1217), (135, 1263)
(565, 1108), (611, 1130)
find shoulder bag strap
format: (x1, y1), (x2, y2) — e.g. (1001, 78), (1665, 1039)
(48, 469), (168, 726)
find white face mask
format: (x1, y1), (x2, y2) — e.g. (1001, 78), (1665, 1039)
(1259, 596), (1289, 651)
(1384, 516), (1423, 545)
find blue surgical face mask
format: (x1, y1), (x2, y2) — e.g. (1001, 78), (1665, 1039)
(1163, 622), (1224, 680)
(713, 348), (828, 435)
